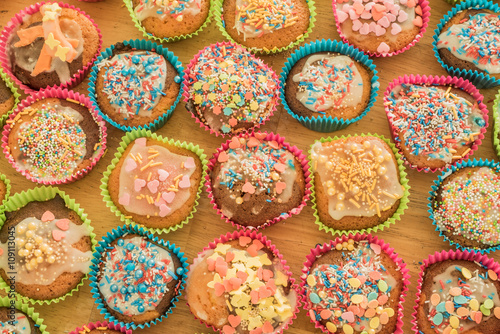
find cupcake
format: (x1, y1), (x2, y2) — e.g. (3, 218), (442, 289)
(0, 72), (17, 122)
(413, 251), (500, 334)
(70, 321), (132, 334)
(218, 0), (312, 52)
(2, 90), (106, 184)
(90, 225), (188, 329)
(0, 297), (46, 334)
(102, 130), (206, 233)
(90, 41), (183, 130)
(0, 188), (95, 303)
(208, 132), (309, 229)
(436, 5), (500, 85)
(127, 0), (211, 40)
(310, 135), (409, 234)
(429, 159), (500, 252)
(385, 76), (488, 171)
(333, 0), (428, 56)
(302, 235), (409, 334)
(2, 2), (101, 91)
(183, 42), (280, 136)
(186, 231), (298, 333)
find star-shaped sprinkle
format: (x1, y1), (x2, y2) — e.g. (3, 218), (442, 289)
(44, 33), (60, 50)
(55, 45), (70, 61)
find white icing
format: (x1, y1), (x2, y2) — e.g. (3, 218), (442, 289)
(134, 0), (202, 22)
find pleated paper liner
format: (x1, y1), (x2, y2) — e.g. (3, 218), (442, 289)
(309, 133), (410, 236)
(205, 130), (312, 230)
(100, 128), (207, 234)
(332, 0), (431, 57)
(280, 39), (379, 132)
(69, 321), (132, 334)
(186, 229), (301, 334)
(213, 0), (316, 54)
(88, 39), (184, 132)
(0, 67), (20, 127)
(0, 1), (103, 94)
(0, 296), (48, 334)
(433, 0), (500, 88)
(0, 172), (10, 206)
(300, 233), (410, 334)
(384, 74), (488, 173)
(88, 224), (189, 330)
(411, 249), (500, 333)
(182, 41), (280, 137)
(1, 87), (107, 185)
(123, 0), (213, 43)
(493, 89), (500, 159)
(428, 158), (500, 254)
(0, 186), (97, 305)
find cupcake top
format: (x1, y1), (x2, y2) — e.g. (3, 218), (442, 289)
(5, 98), (103, 183)
(0, 308), (39, 334)
(437, 10), (500, 75)
(305, 239), (401, 333)
(433, 166), (500, 249)
(185, 43), (278, 135)
(311, 137), (404, 220)
(335, 0), (423, 54)
(134, 0), (203, 23)
(186, 235), (296, 333)
(386, 83), (485, 168)
(419, 259), (500, 333)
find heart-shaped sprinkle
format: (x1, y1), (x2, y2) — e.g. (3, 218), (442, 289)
(341, 311), (355, 323)
(378, 16), (390, 28)
(375, 25), (386, 36)
(370, 243), (381, 254)
(214, 282), (225, 297)
(158, 169), (169, 181)
(373, 4), (386, 12)
(222, 325), (235, 334)
(348, 8), (359, 20)
(275, 182), (287, 194)
(134, 179), (146, 192)
(154, 198), (165, 207)
(406, 0), (416, 8)
(0, 249), (3, 256)
(228, 315), (241, 328)
(360, 22), (370, 35)
(239, 236), (252, 246)
(352, 2), (364, 15)
(162, 191), (176, 203)
(268, 140), (279, 149)
(387, 13), (397, 22)
(179, 175), (191, 188)
(229, 137), (241, 149)
(377, 42), (390, 54)
(262, 269), (274, 281)
(41, 211), (55, 222)
(372, 9), (384, 21)
(352, 19), (363, 31)
(135, 138), (147, 146)
(361, 10), (372, 19)
(413, 16), (423, 27)
(147, 180), (160, 194)
(261, 321), (274, 333)
(159, 204), (171, 217)
(218, 151), (229, 163)
(237, 271), (248, 282)
(56, 218), (70, 231)
(337, 10), (349, 23)
(254, 132), (267, 140)
(415, 5), (422, 16)
(242, 182), (255, 194)
(398, 10), (408, 22)
(184, 157), (195, 169)
(391, 23), (402, 35)
(125, 158), (137, 172)
(119, 193), (130, 206)
(274, 163), (286, 173)
(247, 137), (261, 148)
(226, 251), (235, 263)
(52, 229), (66, 241)
(258, 286), (272, 299)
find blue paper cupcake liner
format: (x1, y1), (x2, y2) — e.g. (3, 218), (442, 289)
(428, 158), (500, 254)
(88, 39), (184, 132)
(493, 89), (500, 159)
(432, 0), (500, 89)
(89, 224), (189, 330)
(280, 39), (379, 133)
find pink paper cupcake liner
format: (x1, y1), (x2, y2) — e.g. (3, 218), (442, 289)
(384, 74), (488, 173)
(182, 41), (280, 137)
(300, 233), (410, 334)
(1, 87), (107, 185)
(0, 1), (103, 94)
(331, 0), (431, 57)
(205, 130), (312, 230)
(411, 249), (500, 333)
(70, 321), (132, 334)
(186, 229), (301, 334)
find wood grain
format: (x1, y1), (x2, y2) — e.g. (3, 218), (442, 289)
(0, 0), (499, 333)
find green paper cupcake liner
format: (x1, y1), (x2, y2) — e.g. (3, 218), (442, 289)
(213, 0), (317, 54)
(0, 173), (11, 206)
(493, 89), (500, 159)
(309, 133), (410, 236)
(123, 0), (213, 43)
(0, 296), (48, 334)
(0, 186), (97, 305)
(100, 128), (208, 234)
(0, 67), (21, 127)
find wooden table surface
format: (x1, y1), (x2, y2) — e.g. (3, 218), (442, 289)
(1, 0), (499, 333)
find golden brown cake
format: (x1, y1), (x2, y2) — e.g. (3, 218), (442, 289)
(310, 136), (404, 231)
(108, 136), (203, 230)
(0, 195), (93, 301)
(416, 259), (500, 334)
(0, 307), (41, 333)
(0, 78), (15, 118)
(285, 52), (372, 119)
(8, 3), (100, 90)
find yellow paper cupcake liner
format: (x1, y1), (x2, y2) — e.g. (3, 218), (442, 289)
(0, 186), (97, 305)
(123, 0), (213, 43)
(0, 296), (48, 333)
(309, 133), (410, 236)
(213, 0), (317, 54)
(0, 67), (21, 127)
(100, 128), (208, 234)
